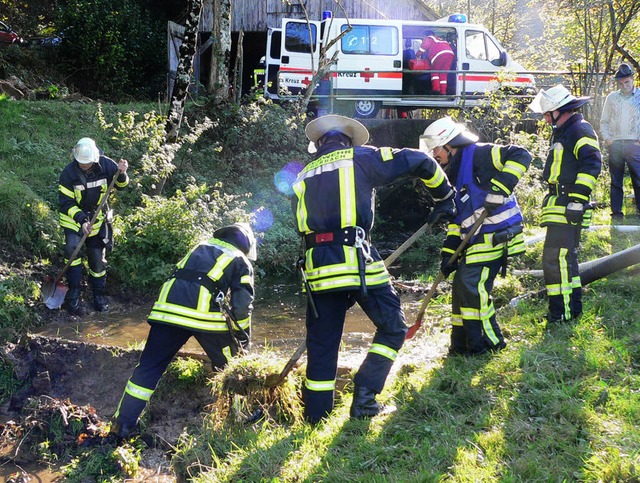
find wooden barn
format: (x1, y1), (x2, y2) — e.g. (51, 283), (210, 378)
(192, 0), (438, 96)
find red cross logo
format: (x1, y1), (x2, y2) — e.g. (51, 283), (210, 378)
(302, 76), (311, 86)
(360, 68), (374, 82)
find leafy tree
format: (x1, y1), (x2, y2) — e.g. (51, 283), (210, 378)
(55, 0), (166, 100)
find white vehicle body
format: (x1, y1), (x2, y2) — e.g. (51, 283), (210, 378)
(264, 13), (535, 118)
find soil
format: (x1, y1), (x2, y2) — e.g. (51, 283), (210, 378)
(0, 237), (450, 481)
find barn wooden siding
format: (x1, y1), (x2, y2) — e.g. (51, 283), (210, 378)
(221, 0), (437, 32)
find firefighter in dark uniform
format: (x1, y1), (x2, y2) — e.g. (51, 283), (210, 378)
(58, 137), (129, 315)
(421, 117), (531, 355)
(529, 85), (602, 323)
(292, 114), (455, 423)
(111, 223), (256, 437)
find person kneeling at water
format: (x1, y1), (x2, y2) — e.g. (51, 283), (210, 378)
(111, 223), (256, 438)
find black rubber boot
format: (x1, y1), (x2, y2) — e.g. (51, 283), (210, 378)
(350, 385), (396, 419)
(110, 419), (138, 439)
(93, 288), (109, 312)
(64, 287), (84, 316)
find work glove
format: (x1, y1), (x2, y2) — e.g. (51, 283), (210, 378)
(565, 201), (584, 224)
(235, 331), (251, 352)
(427, 198), (456, 225)
(483, 191), (507, 215)
(440, 253), (459, 277)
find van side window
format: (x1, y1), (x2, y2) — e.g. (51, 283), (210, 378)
(465, 30), (487, 60)
(341, 25), (398, 55)
(285, 22), (317, 53)
(485, 36), (501, 65)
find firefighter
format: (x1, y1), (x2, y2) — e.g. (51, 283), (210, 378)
(253, 56), (266, 100)
(292, 114), (455, 424)
(111, 223), (256, 438)
(420, 117), (531, 355)
(415, 30), (454, 95)
(529, 84), (602, 323)
(58, 137), (129, 315)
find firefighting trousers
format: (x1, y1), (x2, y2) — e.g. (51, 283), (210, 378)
(114, 323), (237, 427)
(303, 284), (407, 423)
(543, 224), (583, 321)
(450, 257), (505, 355)
(64, 228), (108, 290)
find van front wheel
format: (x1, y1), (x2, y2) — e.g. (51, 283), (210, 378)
(354, 100), (380, 119)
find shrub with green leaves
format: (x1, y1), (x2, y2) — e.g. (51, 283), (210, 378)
(0, 176), (61, 255)
(0, 275), (41, 343)
(110, 182), (253, 289)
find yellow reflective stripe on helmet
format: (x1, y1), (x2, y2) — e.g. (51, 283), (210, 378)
(305, 378), (336, 392)
(549, 142), (563, 184)
(124, 379), (154, 402)
(339, 162), (356, 227)
(380, 147), (393, 161)
(574, 137), (599, 158)
(369, 343), (398, 361)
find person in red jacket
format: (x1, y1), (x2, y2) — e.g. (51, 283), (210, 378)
(416, 30), (455, 95)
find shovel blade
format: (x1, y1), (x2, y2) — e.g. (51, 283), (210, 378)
(42, 276), (67, 310)
(405, 320), (422, 340)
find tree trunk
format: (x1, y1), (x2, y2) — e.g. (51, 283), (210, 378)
(156, 0), (203, 195)
(208, 0), (231, 100)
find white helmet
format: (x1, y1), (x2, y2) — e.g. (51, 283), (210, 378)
(419, 117), (477, 152)
(528, 84), (589, 114)
(72, 137), (100, 164)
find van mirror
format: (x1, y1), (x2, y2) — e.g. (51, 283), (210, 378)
(492, 51), (507, 67)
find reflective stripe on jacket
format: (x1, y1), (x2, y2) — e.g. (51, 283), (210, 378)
(148, 238), (254, 333)
(541, 113), (602, 226)
(58, 156), (128, 234)
(442, 142), (531, 264)
(293, 143), (453, 293)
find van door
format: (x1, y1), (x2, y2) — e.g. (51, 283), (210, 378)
(278, 19), (321, 98)
(333, 22), (402, 98)
(264, 28), (281, 99)
(459, 28), (507, 96)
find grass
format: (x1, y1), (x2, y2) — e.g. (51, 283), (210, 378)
(171, 230), (640, 482)
(3, 98), (640, 480)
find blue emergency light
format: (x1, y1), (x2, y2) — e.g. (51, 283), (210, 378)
(448, 13), (467, 23)
(323, 11), (332, 20)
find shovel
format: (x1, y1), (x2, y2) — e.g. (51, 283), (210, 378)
(264, 218), (438, 388)
(42, 172), (121, 309)
(405, 210), (488, 340)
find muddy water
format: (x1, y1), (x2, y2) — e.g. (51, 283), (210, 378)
(37, 283), (428, 365)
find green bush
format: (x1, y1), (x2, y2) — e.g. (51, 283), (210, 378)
(111, 182), (253, 289)
(0, 275), (42, 341)
(0, 175), (60, 255)
(56, 0), (166, 100)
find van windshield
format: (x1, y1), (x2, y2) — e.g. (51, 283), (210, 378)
(341, 24), (398, 55)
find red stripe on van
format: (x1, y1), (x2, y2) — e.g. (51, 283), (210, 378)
(458, 74), (533, 83)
